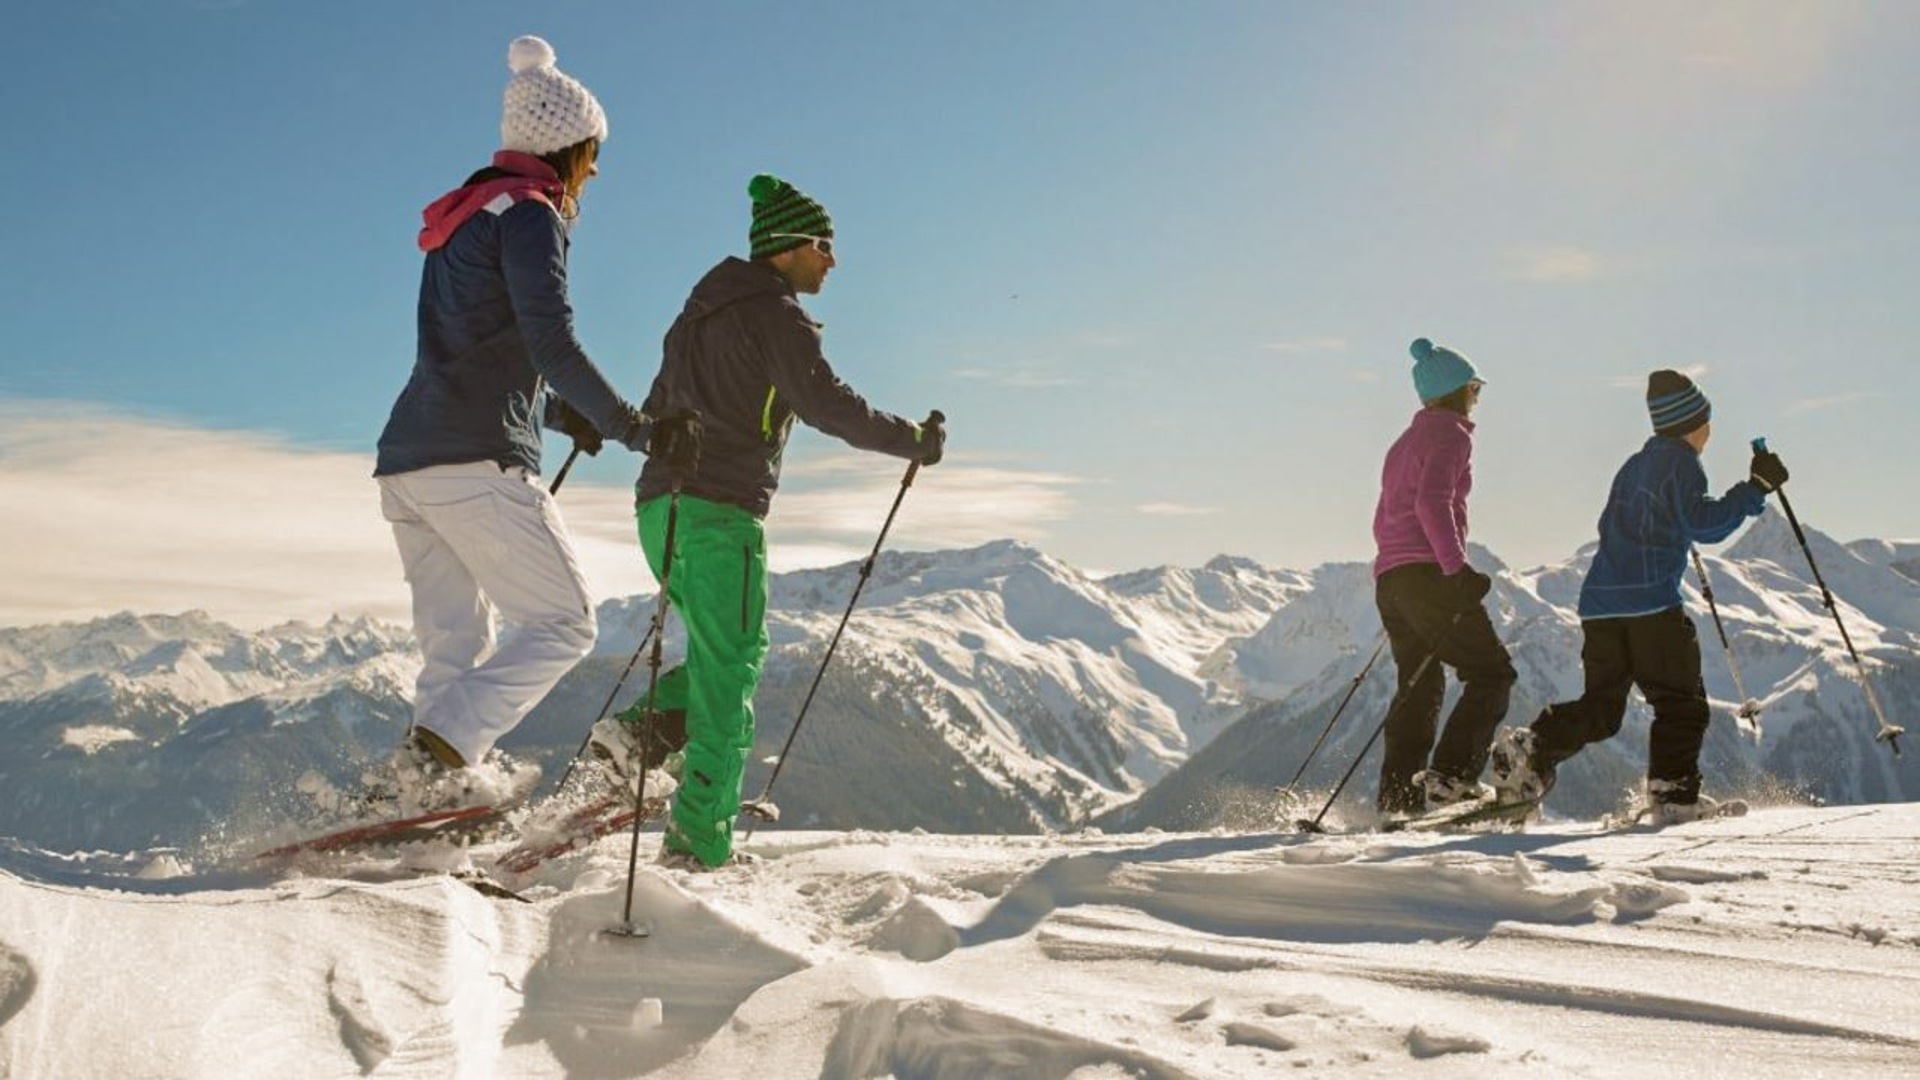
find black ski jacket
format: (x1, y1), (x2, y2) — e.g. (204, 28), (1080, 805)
(636, 257), (925, 516)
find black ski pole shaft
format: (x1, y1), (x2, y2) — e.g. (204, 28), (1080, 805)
(1752, 438), (1903, 757)
(1689, 548), (1758, 727)
(551, 620), (657, 796)
(548, 446), (582, 496)
(743, 411), (942, 841)
(616, 481), (682, 935)
(1297, 612), (1461, 833)
(1281, 633), (1388, 796)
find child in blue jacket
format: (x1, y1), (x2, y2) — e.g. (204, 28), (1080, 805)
(1490, 370), (1789, 822)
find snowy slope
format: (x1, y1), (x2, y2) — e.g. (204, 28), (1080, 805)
(3, 803), (1918, 1078)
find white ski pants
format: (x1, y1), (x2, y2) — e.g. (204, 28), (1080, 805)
(377, 461), (597, 765)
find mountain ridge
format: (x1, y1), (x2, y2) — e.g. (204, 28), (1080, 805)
(3, 515), (1916, 852)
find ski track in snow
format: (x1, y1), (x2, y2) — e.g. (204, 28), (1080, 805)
(2, 805), (1920, 1078)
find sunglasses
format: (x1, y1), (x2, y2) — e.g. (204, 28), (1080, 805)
(767, 233), (834, 258)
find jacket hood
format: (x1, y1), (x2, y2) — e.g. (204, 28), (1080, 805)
(678, 257), (794, 321)
(417, 151), (563, 253)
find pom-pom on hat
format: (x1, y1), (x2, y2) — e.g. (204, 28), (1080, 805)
(748, 174), (833, 259)
(1409, 337), (1482, 403)
(500, 36), (608, 156)
(1647, 369), (1712, 437)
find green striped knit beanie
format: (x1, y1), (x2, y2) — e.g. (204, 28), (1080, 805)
(748, 174), (832, 259)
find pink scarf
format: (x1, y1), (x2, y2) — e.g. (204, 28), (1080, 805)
(417, 151), (564, 252)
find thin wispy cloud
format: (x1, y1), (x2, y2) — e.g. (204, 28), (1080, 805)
(0, 403), (413, 628)
(0, 403), (1080, 628)
(943, 325), (1140, 387)
(1135, 502), (1217, 517)
(1670, 3), (1850, 86)
(1260, 336), (1349, 354)
(1506, 247), (1610, 283)
(1786, 392), (1866, 416)
(1606, 364), (1709, 389)
(774, 452), (1080, 558)
(950, 366), (1079, 389)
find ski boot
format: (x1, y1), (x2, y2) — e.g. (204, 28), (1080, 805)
(1488, 726), (1556, 804)
(1415, 769), (1493, 809)
(588, 706), (689, 782)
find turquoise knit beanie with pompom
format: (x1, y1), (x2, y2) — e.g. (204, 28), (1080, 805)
(1409, 337), (1482, 404)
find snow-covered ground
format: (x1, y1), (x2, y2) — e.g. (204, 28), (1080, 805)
(4, 802), (1918, 1079)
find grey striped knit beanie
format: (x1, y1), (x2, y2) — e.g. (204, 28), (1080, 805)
(1647, 370), (1712, 437)
(748, 174), (832, 259)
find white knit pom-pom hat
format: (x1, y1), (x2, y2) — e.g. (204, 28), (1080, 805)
(500, 36), (607, 156)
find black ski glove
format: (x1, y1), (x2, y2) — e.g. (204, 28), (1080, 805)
(916, 411), (946, 466)
(552, 399), (603, 457)
(1750, 448), (1789, 493)
(646, 409), (703, 474)
(1446, 567), (1493, 611)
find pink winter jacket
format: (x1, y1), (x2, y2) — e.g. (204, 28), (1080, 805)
(1372, 407), (1475, 578)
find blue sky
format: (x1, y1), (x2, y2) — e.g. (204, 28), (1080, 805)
(3, 1), (1917, 628)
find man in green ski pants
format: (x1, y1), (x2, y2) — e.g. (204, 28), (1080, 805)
(602, 174), (943, 869)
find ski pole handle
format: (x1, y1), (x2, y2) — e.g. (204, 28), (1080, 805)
(1752, 436), (1768, 454)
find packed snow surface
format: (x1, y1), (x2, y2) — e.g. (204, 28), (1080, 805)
(3, 803), (1918, 1078)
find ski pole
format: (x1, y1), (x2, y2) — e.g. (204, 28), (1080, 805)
(1752, 437), (1903, 757)
(1690, 547), (1761, 733)
(741, 411), (944, 838)
(613, 480), (682, 937)
(548, 446), (582, 495)
(1296, 612), (1461, 834)
(550, 620), (657, 797)
(1279, 632), (1388, 798)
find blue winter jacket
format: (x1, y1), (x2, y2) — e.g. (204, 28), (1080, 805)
(1578, 436), (1768, 619)
(376, 158), (641, 477)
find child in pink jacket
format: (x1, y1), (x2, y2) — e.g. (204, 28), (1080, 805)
(1368, 338), (1516, 816)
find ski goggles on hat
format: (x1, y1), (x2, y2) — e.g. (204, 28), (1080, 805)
(767, 233), (834, 257)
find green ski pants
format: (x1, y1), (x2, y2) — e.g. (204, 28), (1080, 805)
(638, 493), (769, 866)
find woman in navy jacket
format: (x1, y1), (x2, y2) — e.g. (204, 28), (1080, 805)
(372, 37), (655, 786)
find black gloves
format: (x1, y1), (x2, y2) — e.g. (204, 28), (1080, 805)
(559, 402), (698, 473)
(646, 409), (703, 474)
(1446, 567), (1493, 610)
(551, 399), (603, 456)
(1750, 448), (1789, 493)
(917, 411), (946, 466)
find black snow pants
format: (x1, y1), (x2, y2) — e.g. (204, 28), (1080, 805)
(1373, 562), (1517, 814)
(1532, 606), (1711, 799)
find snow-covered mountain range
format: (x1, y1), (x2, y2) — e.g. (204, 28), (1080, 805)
(2, 514), (1916, 853)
